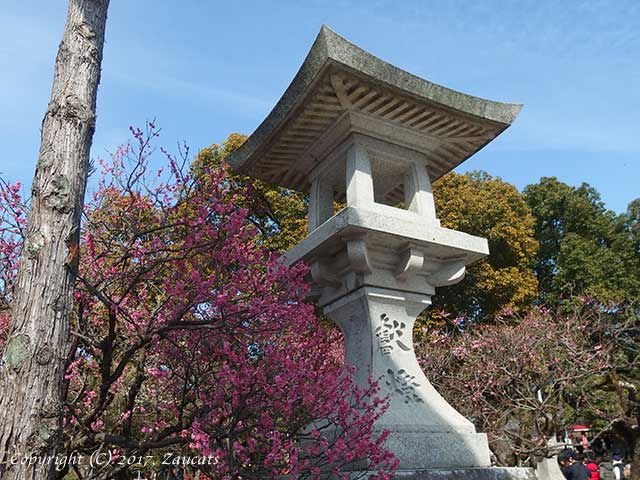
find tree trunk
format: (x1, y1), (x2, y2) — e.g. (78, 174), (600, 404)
(0, 1), (109, 478)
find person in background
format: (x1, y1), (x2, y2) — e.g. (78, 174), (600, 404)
(585, 457), (600, 480)
(599, 458), (616, 480)
(610, 438), (627, 459)
(592, 438), (607, 457)
(612, 455), (625, 480)
(559, 450), (590, 480)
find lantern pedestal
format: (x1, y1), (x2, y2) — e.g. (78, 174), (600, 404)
(324, 286), (491, 469)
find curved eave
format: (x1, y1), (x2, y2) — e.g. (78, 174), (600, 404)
(227, 25), (522, 178)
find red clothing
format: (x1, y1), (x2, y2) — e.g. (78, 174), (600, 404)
(586, 462), (601, 480)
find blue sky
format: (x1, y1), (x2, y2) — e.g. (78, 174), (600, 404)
(1, 1), (638, 213)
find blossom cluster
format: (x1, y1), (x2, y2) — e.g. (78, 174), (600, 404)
(0, 123), (396, 479)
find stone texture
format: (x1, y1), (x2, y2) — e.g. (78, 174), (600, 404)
(284, 134), (489, 309)
(534, 439), (566, 480)
(355, 468), (538, 480)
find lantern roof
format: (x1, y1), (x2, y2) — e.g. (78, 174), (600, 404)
(227, 26), (521, 193)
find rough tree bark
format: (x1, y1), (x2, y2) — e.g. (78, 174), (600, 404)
(0, 1), (109, 478)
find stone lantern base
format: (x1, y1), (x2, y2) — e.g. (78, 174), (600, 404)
(352, 467), (538, 480)
(322, 285), (492, 470)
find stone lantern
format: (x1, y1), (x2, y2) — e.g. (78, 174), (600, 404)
(228, 26), (526, 474)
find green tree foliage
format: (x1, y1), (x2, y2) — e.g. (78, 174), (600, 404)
(193, 133), (308, 252)
(428, 171), (539, 320)
(625, 198), (640, 256)
(524, 177), (640, 303)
